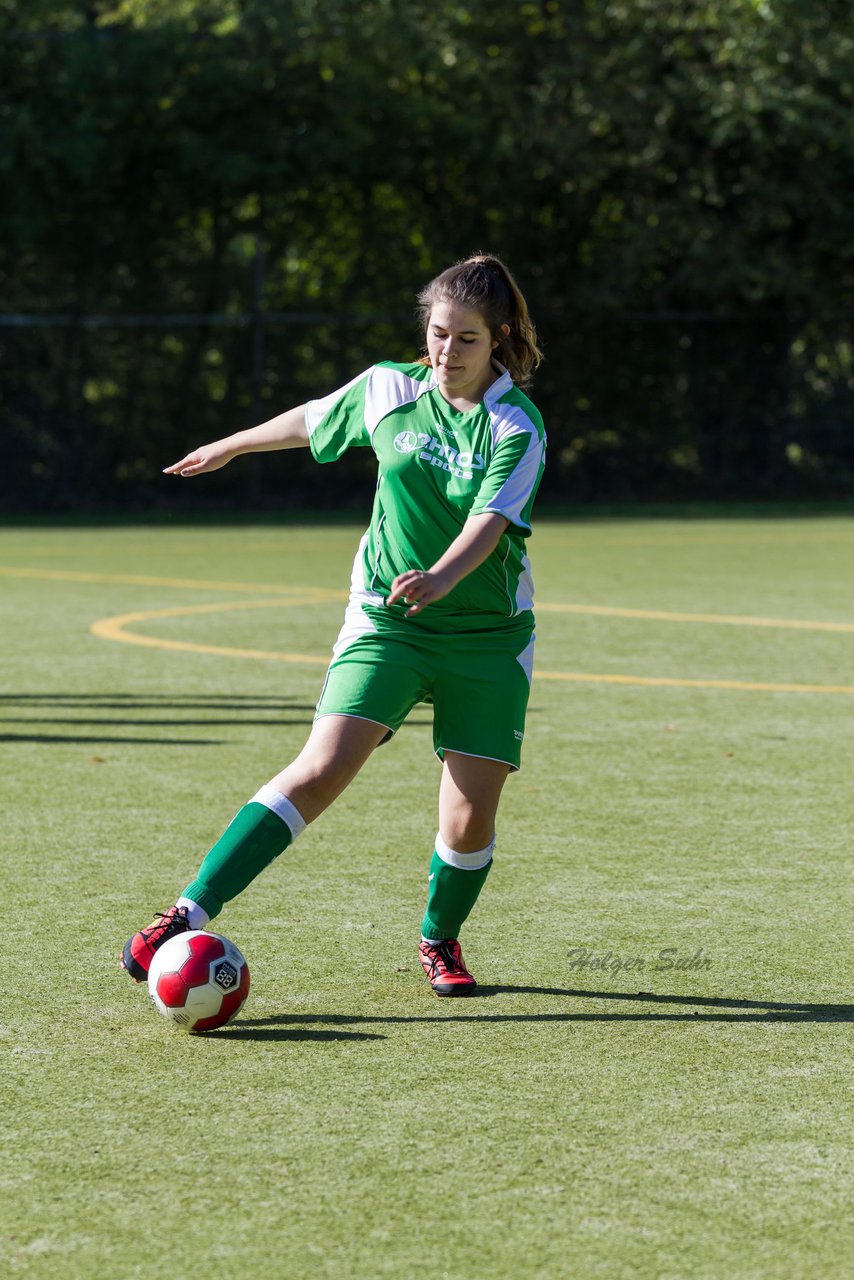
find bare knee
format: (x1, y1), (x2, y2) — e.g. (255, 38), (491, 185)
(269, 715), (387, 823)
(439, 811), (496, 855)
(271, 754), (354, 820)
(291, 765), (344, 807)
(438, 751), (507, 856)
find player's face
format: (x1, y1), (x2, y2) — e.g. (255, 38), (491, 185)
(426, 300), (501, 406)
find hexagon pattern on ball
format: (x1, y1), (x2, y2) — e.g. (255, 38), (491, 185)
(147, 930), (250, 1033)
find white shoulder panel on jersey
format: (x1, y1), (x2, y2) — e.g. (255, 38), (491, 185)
(363, 365), (436, 436)
(483, 368), (514, 404)
(304, 368), (372, 437)
(483, 371), (546, 451)
(481, 395), (546, 531)
(482, 433), (544, 530)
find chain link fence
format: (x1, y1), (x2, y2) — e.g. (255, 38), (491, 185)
(2, 307), (852, 511)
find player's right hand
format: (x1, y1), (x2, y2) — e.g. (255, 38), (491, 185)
(163, 442), (235, 476)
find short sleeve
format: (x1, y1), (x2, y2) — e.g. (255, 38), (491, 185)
(470, 410), (546, 534)
(305, 368), (373, 463)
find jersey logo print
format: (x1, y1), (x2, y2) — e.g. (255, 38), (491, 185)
(393, 431), (485, 481)
(393, 430), (422, 454)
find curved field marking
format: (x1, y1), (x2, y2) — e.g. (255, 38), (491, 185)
(90, 598), (331, 666)
(88, 597), (854, 695)
(5, 566), (852, 693)
(4, 565), (852, 633)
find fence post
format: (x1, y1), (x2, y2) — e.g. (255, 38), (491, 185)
(246, 236), (266, 505)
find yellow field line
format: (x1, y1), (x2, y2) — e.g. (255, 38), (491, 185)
(5, 565), (853, 633)
(5, 566), (853, 693)
(537, 602), (854, 633)
(92, 597), (334, 622)
(90, 598), (329, 665)
(0, 566), (345, 600)
(88, 599), (854, 695)
(535, 670), (854, 694)
(586, 531), (854, 548)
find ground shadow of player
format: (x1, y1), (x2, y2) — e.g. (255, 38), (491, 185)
(208, 1025), (388, 1042)
(0, 691), (317, 744)
(469, 986), (854, 1022)
(229, 987), (853, 1029)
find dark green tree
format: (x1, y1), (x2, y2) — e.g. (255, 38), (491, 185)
(1, 0), (852, 508)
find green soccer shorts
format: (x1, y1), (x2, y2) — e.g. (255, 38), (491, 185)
(315, 611), (535, 770)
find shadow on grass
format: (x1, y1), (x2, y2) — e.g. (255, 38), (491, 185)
(5, 717), (316, 727)
(211, 1026), (387, 1043)
(0, 692), (318, 743)
(229, 987), (853, 1031)
(0, 692), (437, 742)
(0, 693), (319, 712)
(0, 732), (225, 745)
(472, 986), (854, 1022)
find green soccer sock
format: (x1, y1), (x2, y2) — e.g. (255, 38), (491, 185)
(181, 784), (306, 921)
(420, 834), (495, 942)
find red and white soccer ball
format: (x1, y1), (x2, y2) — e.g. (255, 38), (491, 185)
(147, 930), (250, 1033)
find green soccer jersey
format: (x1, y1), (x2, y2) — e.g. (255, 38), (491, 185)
(305, 361), (546, 632)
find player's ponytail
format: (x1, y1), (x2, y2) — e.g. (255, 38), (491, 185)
(417, 253), (543, 388)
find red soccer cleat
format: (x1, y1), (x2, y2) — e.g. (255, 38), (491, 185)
(121, 905), (191, 983)
(418, 938), (477, 997)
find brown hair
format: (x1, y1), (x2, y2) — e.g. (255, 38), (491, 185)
(416, 253), (543, 388)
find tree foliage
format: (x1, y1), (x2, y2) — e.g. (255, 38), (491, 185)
(1, 0), (852, 508)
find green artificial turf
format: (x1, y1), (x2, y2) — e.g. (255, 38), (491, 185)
(1, 516), (852, 1280)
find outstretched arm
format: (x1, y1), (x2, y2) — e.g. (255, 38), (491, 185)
(163, 405), (310, 477)
(386, 512), (510, 616)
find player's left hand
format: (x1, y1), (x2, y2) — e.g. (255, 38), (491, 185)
(386, 569), (452, 616)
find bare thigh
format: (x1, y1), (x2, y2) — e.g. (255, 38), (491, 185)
(438, 750), (511, 853)
(269, 714), (389, 824)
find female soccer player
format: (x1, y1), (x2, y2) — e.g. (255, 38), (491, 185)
(122, 253), (546, 996)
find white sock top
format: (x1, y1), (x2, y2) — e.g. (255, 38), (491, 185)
(176, 897), (210, 930)
(252, 784), (307, 840)
(434, 831), (495, 871)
